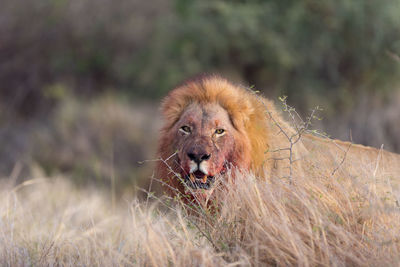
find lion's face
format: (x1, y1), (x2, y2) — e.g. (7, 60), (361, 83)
(173, 102), (237, 190)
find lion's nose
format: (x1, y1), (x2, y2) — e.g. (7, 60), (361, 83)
(187, 152), (211, 164)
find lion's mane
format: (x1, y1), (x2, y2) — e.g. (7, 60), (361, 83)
(156, 75), (296, 192)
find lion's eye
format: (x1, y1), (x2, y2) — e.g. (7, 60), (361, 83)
(215, 129), (225, 135)
(179, 125), (191, 134)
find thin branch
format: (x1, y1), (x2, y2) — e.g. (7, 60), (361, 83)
(331, 142), (352, 177)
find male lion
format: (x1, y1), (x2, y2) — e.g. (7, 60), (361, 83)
(156, 76), (400, 204)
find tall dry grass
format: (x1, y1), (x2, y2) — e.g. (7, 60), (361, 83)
(1, 165), (399, 266)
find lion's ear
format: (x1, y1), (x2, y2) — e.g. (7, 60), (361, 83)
(226, 97), (254, 132)
(161, 100), (180, 128)
(160, 90), (191, 130)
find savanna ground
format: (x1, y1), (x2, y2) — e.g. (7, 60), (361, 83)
(1, 94), (400, 266)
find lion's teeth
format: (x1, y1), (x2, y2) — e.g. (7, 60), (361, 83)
(202, 175), (207, 183)
(189, 173), (195, 183)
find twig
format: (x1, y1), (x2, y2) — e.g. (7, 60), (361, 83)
(331, 142), (352, 176)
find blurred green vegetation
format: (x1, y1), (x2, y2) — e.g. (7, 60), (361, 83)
(150, 0), (400, 109)
(1, 0), (399, 116)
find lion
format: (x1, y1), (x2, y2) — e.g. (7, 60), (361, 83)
(156, 75), (400, 204)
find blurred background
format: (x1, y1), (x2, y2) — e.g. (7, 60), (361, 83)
(1, 0), (400, 196)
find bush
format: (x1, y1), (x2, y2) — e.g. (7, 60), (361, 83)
(141, 0), (400, 111)
(0, 0), (167, 116)
(1, 0), (399, 117)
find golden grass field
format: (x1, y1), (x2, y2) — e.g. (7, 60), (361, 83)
(1, 163), (400, 266)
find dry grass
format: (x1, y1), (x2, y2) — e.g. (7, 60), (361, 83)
(1, 165), (400, 266)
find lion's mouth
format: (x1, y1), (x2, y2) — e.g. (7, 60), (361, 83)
(184, 170), (215, 190)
